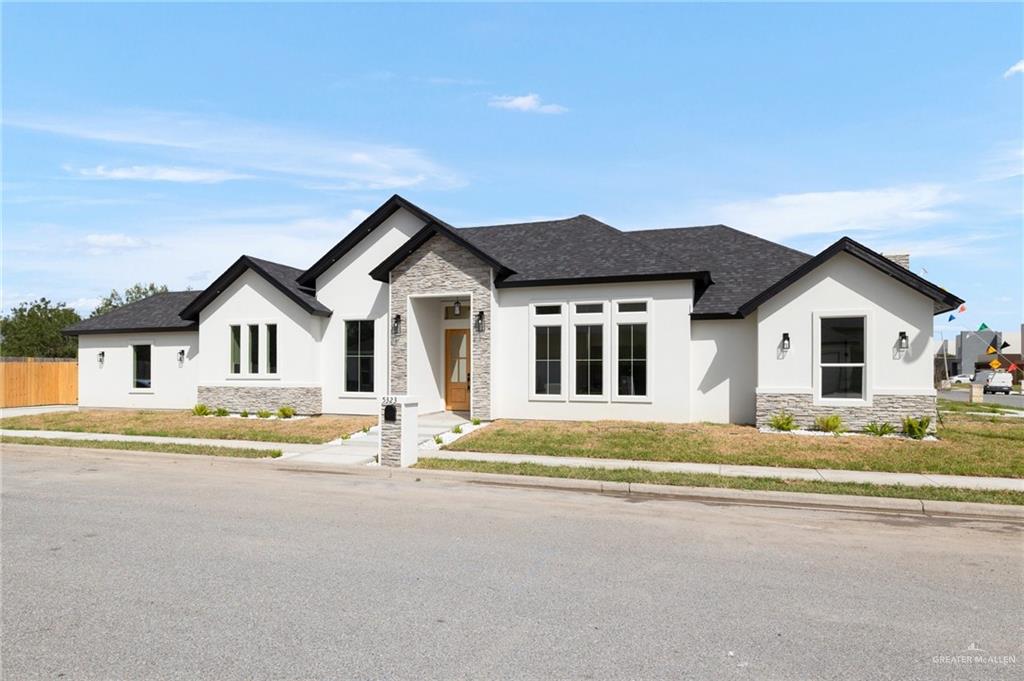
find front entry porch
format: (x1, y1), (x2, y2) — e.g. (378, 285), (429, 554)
(403, 296), (474, 416)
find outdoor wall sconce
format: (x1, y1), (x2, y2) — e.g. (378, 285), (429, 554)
(898, 331), (909, 351)
(392, 314), (402, 335)
(97, 351), (105, 366)
(781, 333), (791, 351)
(474, 310), (485, 333)
(453, 300), (462, 317)
(177, 349), (186, 364)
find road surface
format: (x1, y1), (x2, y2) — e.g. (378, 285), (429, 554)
(938, 388), (1024, 409)
(3, 445), (1021, 680)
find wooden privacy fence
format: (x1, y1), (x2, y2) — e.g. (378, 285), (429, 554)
(0, 358), (78, 408)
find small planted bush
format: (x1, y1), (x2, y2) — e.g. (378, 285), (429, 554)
(452, 425), (463, 434)
(277, 406), (296, 419)
(434, 435), (443, 445)
(239, 410), (249, 418)
(471, 417), (481, 426)
(192, 403), (211, 416)
(864, 421), (896, 437)
(768, 411), (796, 432)
(257, 409), (272, 419)
(813, 414), (845, 435)
(362, 425), (370, 433)
(214, 407), (229, 417)
(902, 416), (931, 440)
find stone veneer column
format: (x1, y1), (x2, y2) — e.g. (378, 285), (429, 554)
(378, 396), (418, 467)
(389, 235), (492, 420)
(755, 392), (938, 431)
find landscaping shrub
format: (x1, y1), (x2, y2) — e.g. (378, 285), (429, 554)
(813, 414), (845, 435)
(257, 409), (272, 419)
(471, 417), (481, 426)
(214, 407), (229, 417)
(902, 416), (931, 440)
(239, 410), (249, 418)
(768, 411), (796, 432)
(192, 403), (211, 416)
(362, 425), (370, 433)
(452, 425), (463, 434)
(864, 421), (896, 437)
(277, 406), (295, 419)
(434, 435), (443, 445)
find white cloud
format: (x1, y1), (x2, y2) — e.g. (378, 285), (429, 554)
(488, 93), (568, 114)
(1003, 59), (1024, 78)
(80, 233), (151, 255)
(72, 164), (249, 183)
(710, 184), (957, 241)
(6, 109), (463, 191)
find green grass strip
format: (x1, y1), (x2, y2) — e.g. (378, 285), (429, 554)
(938, 399), (1023, 415)
(3, 436), (281, 459)
(416, 458), (1024, 506)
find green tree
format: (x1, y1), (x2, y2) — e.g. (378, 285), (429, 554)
(0, 299), (81, 358)
(91, 282), (168, 318)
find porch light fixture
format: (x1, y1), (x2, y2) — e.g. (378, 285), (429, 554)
(474, 310), (485, 333)
(97, 350), (105, 366)
(781, 333), (791, 351)
(453, 300), (462, 317)
(898, 331), (909, 351)
(177, 349), (186, 364)
(392, 313), (402, 335)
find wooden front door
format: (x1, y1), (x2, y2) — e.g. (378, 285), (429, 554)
(445, 328), (471, 411)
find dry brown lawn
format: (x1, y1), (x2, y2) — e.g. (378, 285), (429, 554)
(0, 409), (377, 444)
(445, 414), (1023, 478)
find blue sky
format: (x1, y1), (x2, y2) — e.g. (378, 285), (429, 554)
(3, 3), (1022, 337)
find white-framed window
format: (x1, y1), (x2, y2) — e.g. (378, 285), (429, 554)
(266, 324), (278, 374)
(613, 299), (651, 401)
(819, 315), (866, 400)
(530, 303), (567, 400)
(248, 324), (260, 374)
(132, 344), (152, 389)
(229, 325), (241, 374)
(345, 320), (375, 393)
(569, 300), (608, 401)
(229, 322), (279, 377)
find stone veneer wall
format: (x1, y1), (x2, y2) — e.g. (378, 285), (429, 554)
(197, 386), (322, 415)
(378, 400), (402, 467)
(756, 393), (937, 431)
(389, 235), (492, 420)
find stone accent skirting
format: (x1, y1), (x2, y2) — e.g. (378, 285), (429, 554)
(379, 399), (403, 467)
(197, 385), (322, 415)
(756, 392), (937, 431)
(390, 234), (492, 420)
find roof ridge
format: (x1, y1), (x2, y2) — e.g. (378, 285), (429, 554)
(458, 214), (590, 231)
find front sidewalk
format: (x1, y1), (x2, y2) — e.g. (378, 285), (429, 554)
(5, 427), (1022, 493)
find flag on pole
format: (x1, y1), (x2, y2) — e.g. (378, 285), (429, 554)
(959, 304), (967, 313)
(989, 358), (1002, 369)
(987, 345), (997, 354)
(1009, 363), (1019, 372)
(1001, 341), (1011, 350)
(947, 314), (955, 322)
(978, 323), (989, 332)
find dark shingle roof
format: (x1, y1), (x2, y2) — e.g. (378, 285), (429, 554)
(628, 225), (813, 317)
(179, 255), (331, 321)
(63, 291), (201, 335)
(457, 215), (708, 286)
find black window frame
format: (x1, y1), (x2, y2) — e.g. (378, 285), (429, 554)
(617, 323), (647, 397)
(229, 325), (241, 375)
(266, 323), (278, 374)
(574, 324), (603, 396)
(248, 324), (259, 374)
(534, 325), (562, 395)
(345, 320), (375, 393)
(132, 344), (152, 390)
(819, 316), (866, 400)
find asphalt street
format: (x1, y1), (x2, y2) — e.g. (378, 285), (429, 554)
(3, 445), (1022, 680)
(938, 388), (1024, 409)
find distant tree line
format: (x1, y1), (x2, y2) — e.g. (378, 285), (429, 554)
(0, 283), (168, 358)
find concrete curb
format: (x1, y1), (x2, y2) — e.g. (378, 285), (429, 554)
(274, 461), (1024, 521)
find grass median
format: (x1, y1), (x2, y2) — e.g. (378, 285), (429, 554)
(2, 436), (281, 458)
(0, 409), (376, 445)
(416, 458), (1024, 506)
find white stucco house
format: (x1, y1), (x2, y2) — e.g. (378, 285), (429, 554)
(65, 195), (962, 429)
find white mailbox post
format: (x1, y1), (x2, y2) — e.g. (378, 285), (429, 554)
(379, 395), (418, 467)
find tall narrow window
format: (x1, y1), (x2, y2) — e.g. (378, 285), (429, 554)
(345, 320), (374, 392)
(230, 325), (241, 374)
(617, 324), (647, 396)
(133, 344), (151, 389)
(820, 317), (864, 399)
(535, 326), (562, 395)
(248, 324), (259, 374)
(575, 325), (603, 395)
(266, 324), (277, 374)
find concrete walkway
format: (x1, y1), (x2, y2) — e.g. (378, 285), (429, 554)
(1, 405), (79, 418)
(428, 449), (1024, 492)
(5, 424), (1021, 492)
